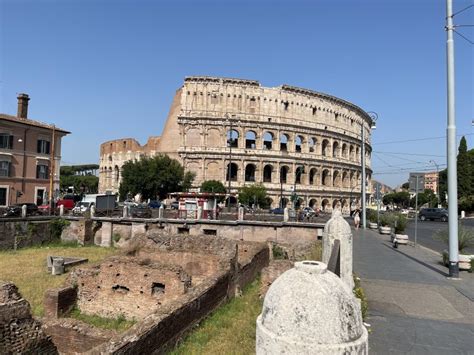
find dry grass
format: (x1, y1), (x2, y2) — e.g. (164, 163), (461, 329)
(0, 243), (117, 316)
(170, 278), (262, 355)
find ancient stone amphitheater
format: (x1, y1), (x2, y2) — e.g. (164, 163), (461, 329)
(99, 76), (373, 211)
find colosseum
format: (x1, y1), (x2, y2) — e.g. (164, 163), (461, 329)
(99, 76), (373, 211)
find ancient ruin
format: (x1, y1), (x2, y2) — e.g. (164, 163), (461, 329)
(99, 76), (374, 211)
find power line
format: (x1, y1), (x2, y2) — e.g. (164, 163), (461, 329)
(453, 29), (474, 44)
(452, 3), (474, 17)
(373, 151), (446, 157)
(372, 133), (473, 145)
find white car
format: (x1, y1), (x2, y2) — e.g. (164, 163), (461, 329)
(72, 202), (92, 215)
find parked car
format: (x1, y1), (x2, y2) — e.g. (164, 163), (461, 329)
(302, 207), (317, 218)
(3, 203), (38, 217)
(56, 194), (77, 210)
(170, 201), (179, 210)
(148, 200), (161, 209)
(72, 201), (92, 216)
(130, 204), (152, 218)
(270, 207), (285, 215)
(419, 208), (448, 222)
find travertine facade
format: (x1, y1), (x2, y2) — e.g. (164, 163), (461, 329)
(99, 76), (373, 210)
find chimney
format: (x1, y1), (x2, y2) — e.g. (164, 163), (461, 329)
(17, 93), (30, 119)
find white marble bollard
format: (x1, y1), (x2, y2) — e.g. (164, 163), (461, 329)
(197, 206), (203, 220)
(21, 205), (27, 218)
(59, 204), (64, 216)
(322, 209), (354, 290)
(158, 205), (164, 219)
(122, 205), (129, 218)
(283, 207), (289, 222)
(100, 222), (112, 247)
(90, 204), (96, 217)
(238, 206), (244, 221)
(256, 261), (368, 354)
(461, 210), (465, 219)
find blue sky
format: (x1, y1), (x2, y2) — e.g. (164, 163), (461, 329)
(1, 0), (473, 187)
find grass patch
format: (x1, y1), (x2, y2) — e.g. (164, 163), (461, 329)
(69, 308), (135, 332)
(300, 240), (322, 261)
(0, 243), (117, 316)
(170, 277), (262, 355)
(353, 275), (368, 321)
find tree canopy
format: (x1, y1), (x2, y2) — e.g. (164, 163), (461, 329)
(382, 191), (410, 208)
(60, 164), (99, 193)
(238, 184), (270, 209)
(200, 180), (226, 202)
(118, 155), (195, 200)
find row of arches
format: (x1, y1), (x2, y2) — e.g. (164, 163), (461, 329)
(224, 129), (364, 160)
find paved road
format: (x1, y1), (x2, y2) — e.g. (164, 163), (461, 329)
(405, 218), (474, 254)
(353, 228), (474, 354)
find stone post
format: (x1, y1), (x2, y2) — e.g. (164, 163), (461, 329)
(238, 206), (244, 221)
(21, 204), (27, 218)
(90, 204), (96, 217)
(101, 222), (112, 247)
(256, 261), (368, 354)
(283, 207), (289, 222)
(158, 205), (164, 219)
(322, 209), (354, 289)
(59, 204), (64, 216)
(51, 258), (65, 275)
(122, 205), (128, 218)
(197, 205), (203, 220)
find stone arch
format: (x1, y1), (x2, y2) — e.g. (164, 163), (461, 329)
(322, 169), (331, 186)
(226, 162), (238, 181)
(309, 198), (318, 208)
(350, 145), (355, 160)
(332, 199), (341, 209)
(245, 163), (256, 182)
(332, 141), (340, 158)
(322, 139), (330, 156)
(263, 132), (274, 150)
(280, 197), (289, 208)
(342, 143), (348, 159)
(207, 128), (221, 147)
(263, 164), (273, 183)
(341, 199), (349, 213)
(186, 128), (201, 147)
(186, 161), (202, 182)
(280, 133), (289, 151)
(295, 135), (303, 152)
(309, 137), (316, 152)
(280, 165), (289, 183)
(114, 165), (120, 184)
(227, 129), (239, 148)
(356, 146), (360, 161)
(206, 161), (220, 181)
(245, 131), (257, 149)
(342, 171), (350, 188)
(321, 199), (330, 211)
(333, 170), (341, 187)
(295, 166), (304, 184)
(309, 168), (318, 185)
(226, 196), (238, 206)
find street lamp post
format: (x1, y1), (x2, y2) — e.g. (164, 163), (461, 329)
(293, 166), (304, 210)
(226, 115), (235, 212)
(361, 112), (377, 230)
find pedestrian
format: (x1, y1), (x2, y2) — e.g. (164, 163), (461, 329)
(354, 209), (360, 229)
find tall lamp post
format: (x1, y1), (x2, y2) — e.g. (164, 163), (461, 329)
(292, 166), (304, 209)
(429, 160), (440, 207)
(226, 114), (235, 212)
(361, 112), (377, 230)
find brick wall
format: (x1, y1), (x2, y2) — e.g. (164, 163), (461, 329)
(0, 219), (53, 250)
(44, 286), (77, 319)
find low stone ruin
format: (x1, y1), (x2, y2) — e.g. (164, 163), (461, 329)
(0, 281), (57, 354)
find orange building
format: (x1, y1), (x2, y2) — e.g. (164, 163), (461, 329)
(0, 94), (70, 207)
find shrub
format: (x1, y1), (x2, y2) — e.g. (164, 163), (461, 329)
(366, 209), (378, 223)
(353, 275), (368, 320)
(470, 258), (474, 273)
(49, 218), (70, 240)
(378, 213), (407, 233)
(435, 223), (474, 253)
(113, 233), (121, 243)
(272, 244), (288, 260)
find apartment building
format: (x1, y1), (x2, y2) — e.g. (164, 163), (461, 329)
(0, 94), (70, 207)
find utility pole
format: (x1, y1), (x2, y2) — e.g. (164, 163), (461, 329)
(227, 115), (234, 212)
(49, 125), (56, 215)
(446, 0), (459, 278)
(361, 124), (366, 229)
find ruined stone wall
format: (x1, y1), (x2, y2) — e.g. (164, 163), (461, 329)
(0, 281), (57, 354)
(71, 257), (192, 321)
(236, 241), (270, 291)
(98, 76), (373, 209)
(0, 219), (53, 250)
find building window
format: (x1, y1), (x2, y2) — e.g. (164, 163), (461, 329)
(0, 161), (10, 177)
(0, 188), (6, 206)
(36, 164), (49, 179)
(37, 139), (51, 154)
(0, 134), (13, 149)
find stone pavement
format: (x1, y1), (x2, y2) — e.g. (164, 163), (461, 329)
(353, 228), (474, 355)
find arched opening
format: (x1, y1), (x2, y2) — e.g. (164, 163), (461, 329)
(333, 170), (341, 187)
(333, 199), (341, 209)
(309, 168), (317, 185)
(263, 132), (273, 150)
(263, 165), (273, 183)
(226, 196), (238, 207)
(341, 199), (348, 212)
(114, 165), (120, 183)
(295, 198), (303, 209)
(245, 131), (257, 149)
(295, 135), (303, 152)
(322, 169), (331, 186)
(350, 145), (355, 160)
(342, 171), (349, 188)
(280, 197), (289, 208)
(321, 199), (330, 211)
(227, 129), (239, 148)
(245, 164), (256, 182)
(356, 147), (360, 161)
(322, 139), (330, 156)
(333, 141), (340, 158)
(309, 198), (317, 208)
(280, 166), (289, 183)
(309, 137), (316, 152)
(295, 166), (304, 184)
(280, 133), (289, 151)
(342, 143), (348, 159)
(226, 163), (238, 181)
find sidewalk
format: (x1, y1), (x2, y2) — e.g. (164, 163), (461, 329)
(353, 228), (474, 354)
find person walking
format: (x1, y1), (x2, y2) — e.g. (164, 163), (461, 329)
(353, 209), (361, 229)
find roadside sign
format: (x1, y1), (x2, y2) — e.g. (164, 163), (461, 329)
(409, 173), (425, 193)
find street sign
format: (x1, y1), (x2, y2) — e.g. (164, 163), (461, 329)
(409, 173), (425, 193)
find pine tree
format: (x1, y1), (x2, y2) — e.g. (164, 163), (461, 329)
(457, 137), (470, 199)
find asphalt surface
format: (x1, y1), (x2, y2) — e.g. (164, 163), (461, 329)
(405, 218), (474, 255)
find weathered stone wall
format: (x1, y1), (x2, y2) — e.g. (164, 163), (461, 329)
(0, 219), (53, 250)
(236, 241), (270, 292)
(44, 286), (77, 319)
(60, 219), (93, 245)
(0, 281), (58, 354)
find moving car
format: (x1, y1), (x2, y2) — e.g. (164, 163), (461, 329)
(419, 208), (448, 222)
(3, 203), (38, 217)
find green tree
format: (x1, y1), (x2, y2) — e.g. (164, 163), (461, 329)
(457, 136), (470, 199)
(118, 155), (194, 200)
(401, 182), (409, 190)
(411, 189), (438, 208)
(200, 180), (226, 202)
(60, 165), (99, 193)
(238, 184), (269, 209)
